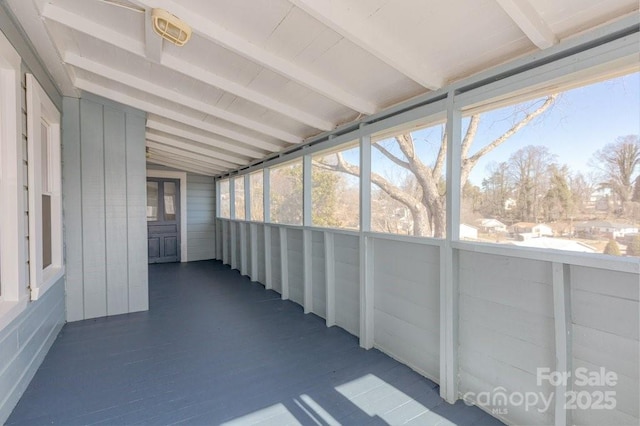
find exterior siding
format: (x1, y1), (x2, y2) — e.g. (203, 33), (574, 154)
(63, 96), (148, 321)
(186, 173), (216, 261)
(0, 277), (65, 424)
(0, 11), (66, 422)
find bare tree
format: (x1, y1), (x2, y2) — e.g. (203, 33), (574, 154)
(316, 95), (557, 237)
(591, 135), (640, 209)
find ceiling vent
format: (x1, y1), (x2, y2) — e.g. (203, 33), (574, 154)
(151, 8), (191, 46)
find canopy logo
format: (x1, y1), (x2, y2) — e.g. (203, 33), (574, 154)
(462, 367), (617, 416)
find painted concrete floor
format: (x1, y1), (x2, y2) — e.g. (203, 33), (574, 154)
(7, 260), (503, 425)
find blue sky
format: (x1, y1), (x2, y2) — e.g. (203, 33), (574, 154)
(466, 72), (640, 185)
(323, 72), (640, 190)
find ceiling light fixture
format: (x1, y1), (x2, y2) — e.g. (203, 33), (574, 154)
(151, 8), (191, 46)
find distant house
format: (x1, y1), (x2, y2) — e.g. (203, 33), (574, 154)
(460, 224), (478, 240)
(475, 218), (507, 233)
(510, 222), (553, 237)
(574, 221), (639, 238)
(512, 237), (596, 253)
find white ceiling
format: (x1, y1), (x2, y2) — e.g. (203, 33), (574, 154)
(6, 0), (639, 176)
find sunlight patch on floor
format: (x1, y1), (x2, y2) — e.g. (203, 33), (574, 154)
(336, 374), (455, 425)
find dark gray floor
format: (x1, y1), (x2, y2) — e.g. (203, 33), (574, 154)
(8, 260), (502, 425)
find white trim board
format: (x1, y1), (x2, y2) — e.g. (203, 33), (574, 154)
(146, 169), (188, 262)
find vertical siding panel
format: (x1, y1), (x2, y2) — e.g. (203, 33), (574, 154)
(61, 97), (84, 321)
(186, 174), (215, 261)
(126, 112), (149, 313)
(103, 107), (128, 315)
(80, 99), (107, 319)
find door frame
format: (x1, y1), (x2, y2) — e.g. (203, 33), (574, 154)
(147, 169), (187, 262)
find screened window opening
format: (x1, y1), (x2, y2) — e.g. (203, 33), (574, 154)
(270, 160), (302, 225)
(312, 144), (360, 230)
(370, 121), (447, 238)
(460, 71), (640, 256)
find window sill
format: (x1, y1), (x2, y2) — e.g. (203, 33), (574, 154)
(31, 266), (65, 301)
(0, 297), (29, 331)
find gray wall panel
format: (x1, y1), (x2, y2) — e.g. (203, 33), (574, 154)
(63, 96), (148, 321)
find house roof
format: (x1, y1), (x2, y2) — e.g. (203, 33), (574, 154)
(511, 237), (596, 253)
(575, 220), (639, 230)
(5, 0), (639, 176)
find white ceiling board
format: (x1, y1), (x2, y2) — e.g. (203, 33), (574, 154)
(290, 0), (443, 89)
(145, 140), (237, 169)
(66, 52), (303, 143)
(147, 155), (218, 175)
(494, 0), (558, 49)
(533, 0), (638, 39)
(50, 0), (144, 42)
(146, 117), (265, 160)
(134, 0), (378, 114)
(6, 0), (77, 96)
(146, 129), (249, 168)
(184, 0), (295, 49)
(73, 76), (285, 153)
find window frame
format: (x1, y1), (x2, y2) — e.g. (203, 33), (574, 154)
(0, 31), (28, 326)
(26, 73), (63, 300)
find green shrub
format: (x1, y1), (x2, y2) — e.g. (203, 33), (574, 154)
(603, 239), (621, 256)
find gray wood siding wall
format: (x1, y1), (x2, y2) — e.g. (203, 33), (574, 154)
(373, 239), (440, 381)
(63, 96), (148, 322)
(270, 227), (282, 293)
(186, 174), (215, 262)
(217, 218), (640, 426)
(570, 266), (639, 425)
(333, 234), (360, 337)
(287, 229), (304, 306)
(0, 277), (65, 423)
(0, 15), (66, 422)
(458, 251), (556, 425)
(311, 231), (326, 318)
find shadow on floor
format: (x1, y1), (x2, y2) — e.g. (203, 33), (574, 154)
(7, 260), (503, 425)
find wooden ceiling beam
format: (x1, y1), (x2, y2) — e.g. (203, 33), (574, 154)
(144, 8), (164, 62)
(74, 78), (285, 153)
(289, 0), (442, 90)
(145, 134), (243, 168)
(146, 118), (264, 159)
(43, 3), (334, 131)
(66, 52), (302, 144)
(132, 0), (377, 115)
(147, 155), (218, 175)
(146, 144), (229, 170)
(495, 0), (558, 49)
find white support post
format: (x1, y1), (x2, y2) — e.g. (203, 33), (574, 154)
(552, 262), (572, 426)
(279, 227), (289, 300)
(303, 229), (313, 314)
(303, 154), (312, 227)
(229, 177), (236, 220)
(250, 223), (259, 281)
(302, 155), (313, 314)
(244, 173), (251, 221)
(240, 223), (248, 276)
(324, 231), (336, 327)
(440, 91), (462, 403)
(264, 224), (272, 290)
(263, 168), (271, 223)
(359, 131), (374, 349)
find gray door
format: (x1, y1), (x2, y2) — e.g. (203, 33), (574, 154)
(147, 178), (180, 263)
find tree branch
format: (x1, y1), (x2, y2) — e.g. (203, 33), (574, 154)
(461, 94), (557, 185)
(461, 114), (480, 160)
(373, 142), (410, 170)
(433, 127), (447, 178)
